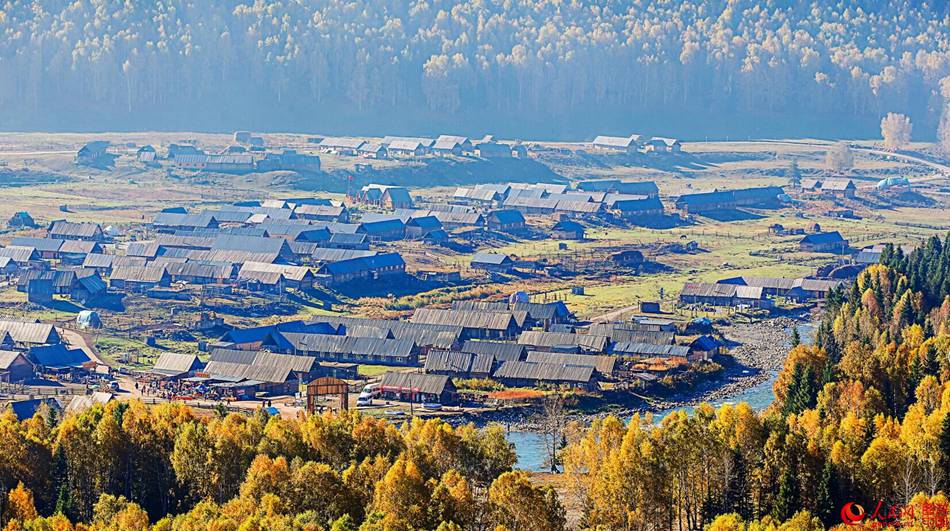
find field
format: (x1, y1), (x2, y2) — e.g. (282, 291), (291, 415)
(0, 132), (947, 362)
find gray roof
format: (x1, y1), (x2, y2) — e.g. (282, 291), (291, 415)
(525, 351), (616, 375)
(470, 252), (511, 266)
(460, 340), (525, 361)
(381, 136), (434, 148)
(611, 342), (690, 357)
(493, 360), (594, 383)
(320, 137), (365, 150)
(586, 324), (674, 345)
(411, 308), (516, 331)
(153, 212), (219, 228)
(0, 350), (29, 370)
(294, 204), (346, 218)
(680, 282), (765, 300)
(0, 320), (59, 344)
(126, 241), (161, 258)
(110, 263), (169, 283)
(517, 331), (608, 352)
(592, 135), (638, 148)
(309, 316), (461, 349)
(0, 246), (39, 262)
(49, 220), (102, 239)
(800, 231), (846, 245)
(423, 350), (492, 375)
(205, 349), (316, 383)
(11, 237), (63, 253)
(452, 300), (571, 322)
(277, 333), (416, 359)
(310, 248), (377, 263)
(425, 350), (476, 374)
(152, 352), (203, 376)
(379, 372), (452, 395)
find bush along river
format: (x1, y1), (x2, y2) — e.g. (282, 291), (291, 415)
(507, 318), (817, 471)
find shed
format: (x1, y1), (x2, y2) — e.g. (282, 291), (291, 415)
(7, 211), (37, 229)
(470, 252), (514, 273)
(552, 220), (585, 240)
(0, 350), (34, 382)
(379, 372), (457, 404)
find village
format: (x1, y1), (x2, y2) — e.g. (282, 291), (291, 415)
(0, 130), (946, 424)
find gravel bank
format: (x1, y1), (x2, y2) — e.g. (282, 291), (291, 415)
(455, 310), (815, 431)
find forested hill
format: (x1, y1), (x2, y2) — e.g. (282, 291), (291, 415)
(1, 0), (949, 138)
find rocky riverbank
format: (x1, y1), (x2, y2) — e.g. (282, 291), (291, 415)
(453, 310), (816, 431)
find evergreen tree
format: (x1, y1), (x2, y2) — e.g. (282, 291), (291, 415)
(783, 363), (817, 416)
(772, 468), (798, 521)
(814, 460), (837, 527)
(787, 160), (802, 188)
(940, 414), (950, 487)
(790, 327), (801, 348)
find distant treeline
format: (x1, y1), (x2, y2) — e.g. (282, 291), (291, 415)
(0, 1), (948, 137)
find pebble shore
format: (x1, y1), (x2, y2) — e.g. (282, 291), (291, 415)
(456, 311), (814, 431)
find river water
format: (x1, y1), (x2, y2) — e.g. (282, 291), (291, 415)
(509, 323), (815, 471)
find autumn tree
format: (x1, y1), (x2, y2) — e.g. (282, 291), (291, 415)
(825, 142), (854, 173)
(881, 112), (913, 151)
(487, 471), (565, 531)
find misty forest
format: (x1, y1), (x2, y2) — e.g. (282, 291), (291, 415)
(0, 0), (949, 136)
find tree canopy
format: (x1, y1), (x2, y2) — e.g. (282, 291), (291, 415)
(1, 1), (948, 136)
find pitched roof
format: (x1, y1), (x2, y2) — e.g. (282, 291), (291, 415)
(153, 212), (219, 228)
(0, 350), (30, 370)
(611, 342), (690, 357)
(59, 240), (99, 254)
(11, 237), (63, 253)
(592, 135), (638, 148)
(680, 282), (765, 300)
(800, 231), (846, 245)
(411, 308), (516, 331)
(277, 333), (416, 359)
(460, 340), (526, 361)
(525, 351), (616, 375)
(320, 137), (365, 150)
(238, 261), (314, 283)
(49, 220), (102, 239)
(110, 264), (169, 283)
(517, 331), (608, 351)
(8, 398), (61, 421)
(470, 252), (511, 266)
(152, 352), (203, 376)
(379, 372), (452, 395)
(488, 210), (525, 224)
(387, 139), (425, 151)
(0, 320), (59, 344)
(28, 343), (90, 368)
(0, 246), (40, 262)
(493, 360), (594, 383)
(318, 253), (405, 275)
(205, 350), (316, 383)
(425, 350), (477, 373)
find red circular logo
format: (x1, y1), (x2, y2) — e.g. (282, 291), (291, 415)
(841, 502), (865, 525)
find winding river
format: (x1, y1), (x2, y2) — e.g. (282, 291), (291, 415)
(509, 323), (815, 471)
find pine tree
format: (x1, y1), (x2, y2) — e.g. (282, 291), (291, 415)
(787, 160), (801, 188)
(790, 327), (801, 348)
(783, 363), (817, 416)
(940, 414), (950, 487)
(772, 468), (798, 521)
(724, 449), (751, 519)
(815, 460), (836, 527)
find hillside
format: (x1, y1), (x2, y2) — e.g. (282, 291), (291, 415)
(1, 1), (948, 138)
